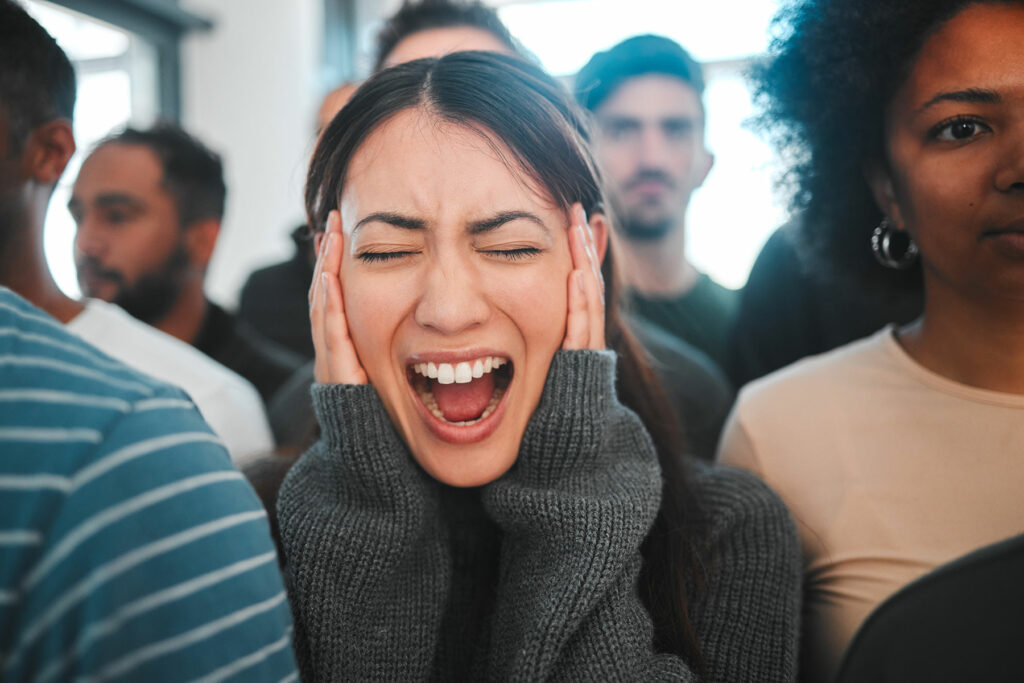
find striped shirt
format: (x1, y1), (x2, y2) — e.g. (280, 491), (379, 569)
(0, 287), (296, 682)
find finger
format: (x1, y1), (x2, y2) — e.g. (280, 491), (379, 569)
(580, 210), (605, 301)
(574, 222), (606, 349)
(308, 220), (330, 307)
(563, 269), (588, 350)
(567, 203), (589, 275)
(322, 210), (343, 280)
(572, 205), (606, 348)
(310, 235), (335, 383)
(322, 262), (368, 384)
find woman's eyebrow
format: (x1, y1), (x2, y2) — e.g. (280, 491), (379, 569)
(354, 212), (426, 232)
(915, 87), (1001, 116)
(468, 211), (548, 235)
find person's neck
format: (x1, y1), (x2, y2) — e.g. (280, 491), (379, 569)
(0, 199), (83, 324)
(617, 219), (698, 296)
(897, 280), (1024, 394)
(153, 278), (209, 345)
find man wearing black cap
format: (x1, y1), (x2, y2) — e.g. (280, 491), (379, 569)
(576, 35), (737, 372)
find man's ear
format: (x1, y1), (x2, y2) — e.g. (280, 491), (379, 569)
(24, 119), (75, 186)
(864, 160), (904, 228)
(588, 211), (610, 265)
(184, 218), (221, 269)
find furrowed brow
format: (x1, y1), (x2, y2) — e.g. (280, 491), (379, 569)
(468, 211), (548, 235)
(353, 212), (427, 232)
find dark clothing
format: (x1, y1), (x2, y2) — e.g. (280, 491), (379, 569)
(237, 226), (316, 360)
(838, 532), (1024, 683)
(266, 359), (317, 452)
(729, 224), (922, 389)
(194, 300), (304, 404)
(277, 350), (802, 681)
(629, 272), (739, 373)
(630, 315), (734, 460)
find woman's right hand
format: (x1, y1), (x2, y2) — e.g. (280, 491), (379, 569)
(309, 210), (368, 385)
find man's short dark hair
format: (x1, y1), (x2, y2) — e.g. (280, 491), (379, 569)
(100, 123), (226, 228)
(0, 0), (76, 151)
(574, 35), (705, 113)
(373, 0), (520, 72)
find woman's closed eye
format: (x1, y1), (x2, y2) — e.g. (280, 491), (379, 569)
(356, 250), (420, 263)
(928, 115), (992, 143)
(479, 246), (543, 261)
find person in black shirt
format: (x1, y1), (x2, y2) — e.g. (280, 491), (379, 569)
(71, 123), (302, 404)
(575, 36), (738, 372)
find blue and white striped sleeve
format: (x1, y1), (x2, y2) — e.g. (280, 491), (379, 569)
(1, 385), (296, 683)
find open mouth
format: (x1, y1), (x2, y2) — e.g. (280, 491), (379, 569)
(407, 356), (513, 427)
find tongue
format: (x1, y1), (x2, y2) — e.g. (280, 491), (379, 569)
(432, 372), (495, 422)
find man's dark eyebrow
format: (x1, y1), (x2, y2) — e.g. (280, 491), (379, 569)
(916, 88), (1001, 115)
(468, 211), (548, 235)
(599, 115), (641, 127)
(354, 212), (427, 232)
(68, 193), (144, 213)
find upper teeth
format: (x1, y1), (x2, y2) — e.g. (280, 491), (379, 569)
(413, 356), (507, 384)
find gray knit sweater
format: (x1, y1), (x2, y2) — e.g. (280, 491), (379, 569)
(277, 350), (800, 681)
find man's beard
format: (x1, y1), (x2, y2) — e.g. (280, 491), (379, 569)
(615, 169), (678, 241)
(77, 242), (190, 325)
(619, 214), (675, 241)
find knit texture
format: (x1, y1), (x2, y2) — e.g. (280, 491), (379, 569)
(277, 350), (800, 681)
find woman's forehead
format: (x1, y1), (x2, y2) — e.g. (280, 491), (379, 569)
(342, 109), (561, 216)
(894, 4), (1024, 111)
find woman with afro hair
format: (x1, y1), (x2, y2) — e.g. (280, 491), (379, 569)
(718, 0), (1024, 679)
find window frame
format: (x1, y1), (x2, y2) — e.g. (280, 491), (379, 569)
(43, 0), (212, 120)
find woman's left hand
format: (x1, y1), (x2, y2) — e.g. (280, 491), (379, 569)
(309, 210), (369, 385)
(562, 203), (606, 350)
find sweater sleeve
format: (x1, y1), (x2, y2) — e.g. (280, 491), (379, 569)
(276, 383), (450, 681)
(686, 464), (802, 682)
(482, 350), (693, 681)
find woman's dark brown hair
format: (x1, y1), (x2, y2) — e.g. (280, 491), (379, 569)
(305, 51), (706, 665)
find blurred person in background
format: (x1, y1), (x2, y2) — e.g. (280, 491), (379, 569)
(718, 0), (1024, 678)
(71, 124), (303, 405)
(576, 35), (738, 373)
(0, 0), (271, 460)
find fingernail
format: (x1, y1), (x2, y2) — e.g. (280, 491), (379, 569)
(576, 269), (585, 293)
(321, 272), (328, 292)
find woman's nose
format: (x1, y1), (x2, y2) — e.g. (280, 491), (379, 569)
(994, 128), (1024, 194)
(413, 256), (491, 335)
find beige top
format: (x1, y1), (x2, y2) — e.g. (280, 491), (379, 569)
(718, 326), (1024, 682)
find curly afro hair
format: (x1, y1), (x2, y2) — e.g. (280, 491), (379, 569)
(753, 0), (1022, 292)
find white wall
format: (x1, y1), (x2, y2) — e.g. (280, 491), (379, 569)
(180, 0), (323, 307)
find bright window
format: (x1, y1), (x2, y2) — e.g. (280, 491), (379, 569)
(23, 0), (159, 299)
(497, 0), (787, 288)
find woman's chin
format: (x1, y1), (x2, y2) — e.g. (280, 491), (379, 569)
(415, 441), (520, 488)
